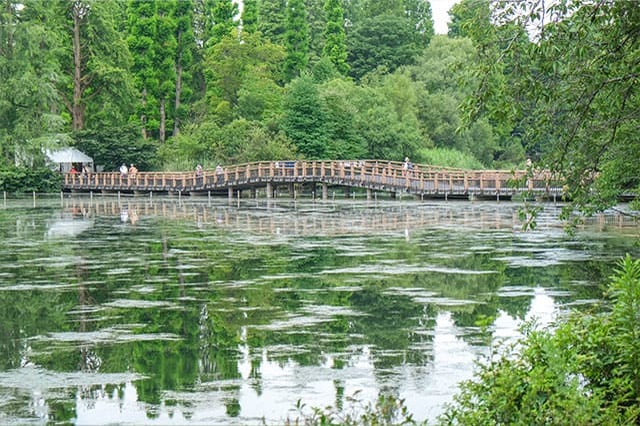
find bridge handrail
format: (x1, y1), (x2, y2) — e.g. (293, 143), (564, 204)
(63, 160), (562, 193)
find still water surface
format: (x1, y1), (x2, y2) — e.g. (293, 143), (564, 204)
(0, 196), (638, 425)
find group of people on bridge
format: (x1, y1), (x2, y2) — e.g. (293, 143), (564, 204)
(119, 163), (138, 179)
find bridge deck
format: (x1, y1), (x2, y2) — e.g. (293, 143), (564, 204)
(63, 160), (562, 200)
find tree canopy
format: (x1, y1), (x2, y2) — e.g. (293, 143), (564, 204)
(0, 0), (637, 217)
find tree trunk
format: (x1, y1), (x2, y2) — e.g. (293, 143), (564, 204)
(141, 87), (148, 139)
(174, 45), (183, 137)
(159, 98), (166, 142)
(72, 6), (84, 131)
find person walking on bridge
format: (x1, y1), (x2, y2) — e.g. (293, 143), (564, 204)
(215, 164), (224, 184)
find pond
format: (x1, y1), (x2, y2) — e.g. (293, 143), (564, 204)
(0, 195), (638, 425)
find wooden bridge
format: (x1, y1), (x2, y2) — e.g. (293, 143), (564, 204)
(62, 160), (562, 201)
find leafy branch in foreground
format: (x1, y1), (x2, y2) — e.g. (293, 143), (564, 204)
(284, 391), (419, 426)
(461, 0), (640, 218)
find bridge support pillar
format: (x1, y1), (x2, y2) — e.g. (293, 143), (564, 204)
(228, 186), (234, 200)
(367, 189), (372, 200)
(251, 188), (257, 198)
(322, 183), (328, 200)
(289, 183), (295, 198)
(266, 183), (273, 198)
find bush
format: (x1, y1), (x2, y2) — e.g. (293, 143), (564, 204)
(416, 147), (485, 170)
(439, 255), (640, 425)
(286, 392), (418, 426)
(73, 125), (159, 172)
(0, 166), (63, 193)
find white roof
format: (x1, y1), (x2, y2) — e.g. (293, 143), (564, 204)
(46, 147), (93, 164)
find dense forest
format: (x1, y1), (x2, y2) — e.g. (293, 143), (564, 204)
(1, 0), (638, 214)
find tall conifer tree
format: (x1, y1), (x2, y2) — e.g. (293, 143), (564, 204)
(209, 0), (239, 46)
(155, 0), (177, 142)
(0, 0), (63, 164)
(322, 0), (349, 75)
(173, 0), (196, 136)
(257, 0), (286, 44)
(241, 0), (258, 34)
(56, 0), (132, 131)
(305, 0), (326, 61)
(284, 0), (310, 81)
(127, 0), (157, 139)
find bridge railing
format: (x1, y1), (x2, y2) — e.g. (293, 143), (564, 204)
(63, 160), (561, 195)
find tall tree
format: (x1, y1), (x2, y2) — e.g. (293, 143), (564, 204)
(318, 78), (365, 158)
(447, 0), (492, 41)
(468, 0), (640, 215)
(347, 14), (421, 81)
(155, 0), (177, 142)
(359, 0), (403, 18)
(0, 0), (63, 165)
(258, 0), (286, 44)
(172, 0), (196, 136)
(284, 0), (310, 81)
(305, 0), (326, 61)
(205, 30), (285, 119)
(403, 0), (434, 48)
(209, 0), (239, 46)
(127, 0), (157, 139)
(241, 0), (258, 34)
(322, 0), (349, 75)
(57, 0), (133, 131)
(282, 76), (327, 159)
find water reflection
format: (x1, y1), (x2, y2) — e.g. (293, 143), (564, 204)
(0, 197), (638, 424)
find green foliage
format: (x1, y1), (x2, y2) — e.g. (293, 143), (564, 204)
(55, 0), (135, 131)
(447, 0), (491, 40)
(209, 0), (239, 46)
(0, 165), (62, 193)
(441, 255), (640, 425)
(158, 119), (296, 169)
(322, 0), (349, 75)
(257, 0), (287, 45)
(463, 0), (640, 215)
(352, 76), (422, 160)
(0, 0), (65, 166)
(204, 30), (285, 115)
(72, 125), (158, 171)
(287, 392), (417, 426)
(347, 14), (421, 81)
(318, 78), (366, 159)
(305, 0), (326, 63)
(417, 147), (484, 170)
(282, 75), (328, 159)
(284, 0), (310, 81)
(237, 71), (284, 122)
(403, 0), (435, 48)
(241, 0), (258, 34)
(172, 0), (197, 135)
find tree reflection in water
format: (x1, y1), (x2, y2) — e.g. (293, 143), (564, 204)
(0, 196), (637, 424)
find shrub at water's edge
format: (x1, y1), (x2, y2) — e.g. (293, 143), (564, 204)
(439, 254), (640, 425)
(0, 166), (62, 193)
